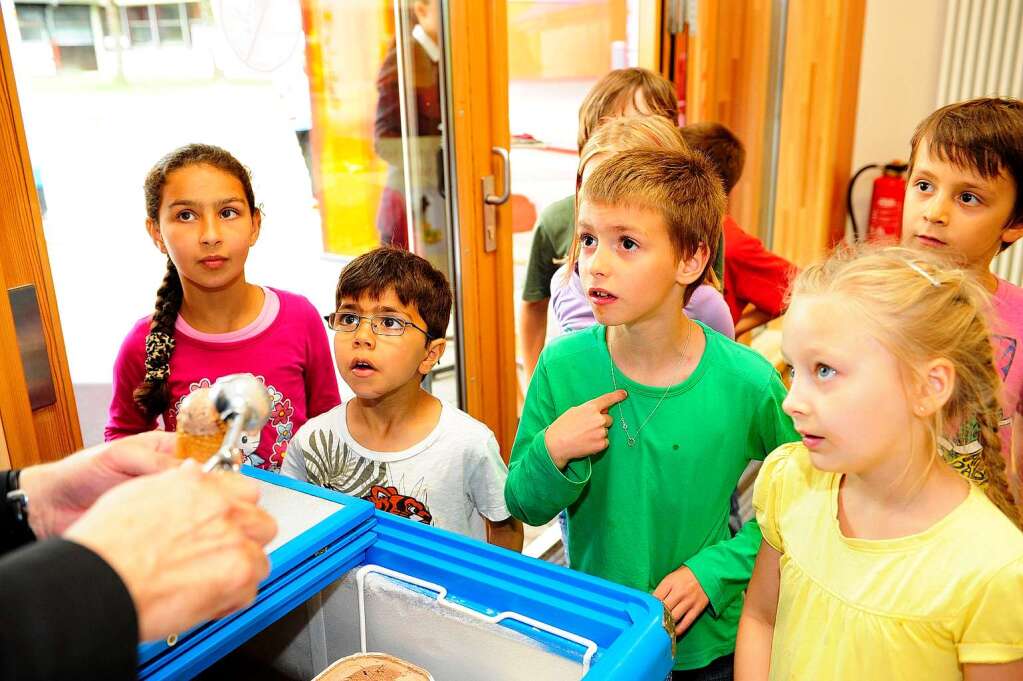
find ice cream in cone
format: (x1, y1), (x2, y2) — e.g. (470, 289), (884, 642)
(313, 653), (432, 681)
(175, 388), (227, 462)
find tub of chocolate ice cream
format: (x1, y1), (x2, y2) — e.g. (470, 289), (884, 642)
(313, 652), (433, 681)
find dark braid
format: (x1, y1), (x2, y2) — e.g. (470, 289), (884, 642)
(945, 285), (1022, 529)
(132, 260), (183, 418)
(975, 396), (1021, 528)
(133, 143), (257, 419)
(970, 341), (1022, 528)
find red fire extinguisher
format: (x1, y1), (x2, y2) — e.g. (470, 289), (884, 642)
(847, 161), (909, 242)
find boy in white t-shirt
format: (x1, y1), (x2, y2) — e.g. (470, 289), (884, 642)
(283, 248), (522, 549)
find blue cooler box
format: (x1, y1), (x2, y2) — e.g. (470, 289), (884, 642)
(138, 466), (673, 680)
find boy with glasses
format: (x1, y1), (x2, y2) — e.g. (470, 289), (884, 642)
(282, 248), (522, 550)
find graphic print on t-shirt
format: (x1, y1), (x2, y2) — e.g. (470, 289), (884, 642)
(299, 428), (433, 525)
(941, 417), (987, 484)
(302, 428), (387, 496)
(169, 374), (296, 471)
(939, 334), (1019, 486)
(367, 482), (433, 524)
(994, 335), (1017, 382)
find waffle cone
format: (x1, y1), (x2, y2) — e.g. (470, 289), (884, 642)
(175, 429), (226, 462)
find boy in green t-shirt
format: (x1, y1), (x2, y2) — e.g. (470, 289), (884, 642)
(505, 149), (797, 678)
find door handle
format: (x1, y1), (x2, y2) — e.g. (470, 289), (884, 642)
(481, 146), (510, 253)
(484, 146), (510, 205)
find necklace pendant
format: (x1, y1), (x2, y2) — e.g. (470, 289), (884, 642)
(626, 436), (636, 448)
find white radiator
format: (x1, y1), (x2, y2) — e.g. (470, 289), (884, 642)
(936, 0), (1023, 284)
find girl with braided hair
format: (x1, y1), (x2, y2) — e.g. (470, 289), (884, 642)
(736, 245), (1023, 681)
(105, 144), (340, 471)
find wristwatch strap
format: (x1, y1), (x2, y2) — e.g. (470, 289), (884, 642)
(2, 469), (36, 552)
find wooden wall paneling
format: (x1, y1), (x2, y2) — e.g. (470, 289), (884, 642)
(728, 0), (772, 239)
(771, 0), (866, 266)
(684, 0), (773, 238)
(684, 0), (718, 118)
(0, 15), (83, 465)
(448, 1), (518, 458)
(659, 0), (673, 79)
(638, 0), (663, 72)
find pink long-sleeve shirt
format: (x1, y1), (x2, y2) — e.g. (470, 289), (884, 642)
(106, 288), (341, 471)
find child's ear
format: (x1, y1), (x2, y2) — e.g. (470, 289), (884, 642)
(146, 218), (167, 254)
(250, 208), (262, 246)
(913, 358), (955, 418)
(1002, 217), (1023, 248)
(419, 337), (447, 376)
(675, 243), (710, 287)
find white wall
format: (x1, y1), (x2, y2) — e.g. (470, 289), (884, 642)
(847, 0), (948, 239)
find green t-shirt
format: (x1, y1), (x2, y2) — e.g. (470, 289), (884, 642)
(505, 322), (798, 670)
(521, 194), (726, 302)
(522, 195), (576, 302)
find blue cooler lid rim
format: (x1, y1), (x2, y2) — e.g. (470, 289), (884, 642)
(137, 467), (376, 668)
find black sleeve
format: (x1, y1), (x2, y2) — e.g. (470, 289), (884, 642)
(1, 469), (36, 555)
(0, 539), (139, 680)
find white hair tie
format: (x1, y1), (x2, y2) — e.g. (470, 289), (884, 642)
(905, 259), (940, 288)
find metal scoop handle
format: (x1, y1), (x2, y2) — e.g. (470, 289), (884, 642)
(202, 415), (246, 473)
(198, 373), (272, 473)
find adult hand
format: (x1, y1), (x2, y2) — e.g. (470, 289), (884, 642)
(544, 390), (627, 469)
(653, 566), (710, 636)
(64, 461), (277, 642)
(19, 432), (178, 538)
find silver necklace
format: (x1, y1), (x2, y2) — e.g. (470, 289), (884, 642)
(609, 322), (693, 448)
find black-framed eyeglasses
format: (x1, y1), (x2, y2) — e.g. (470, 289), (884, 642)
(323, 312), (432, 339)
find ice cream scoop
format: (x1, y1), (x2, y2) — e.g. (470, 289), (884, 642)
(203, 373), (273, 472)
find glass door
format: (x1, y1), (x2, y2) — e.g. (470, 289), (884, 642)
(503, 1), (660, 388)
(304, 0), (461, 402)
(2, 0), (479, 446)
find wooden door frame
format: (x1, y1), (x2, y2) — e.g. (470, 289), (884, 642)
(0, 12), (83, 466)
(674, 0), (865, 266)
(771, 0), (866, 265)
(445, 1), (518, 458)
(683, 0), (777, 241)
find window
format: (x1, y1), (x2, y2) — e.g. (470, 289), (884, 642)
(126, 6), (153, 45)
(52, 5), (93, 45)
(156, 4), (185, 44)
(123, 4), (196, 47)
(16, 4), (48, 42)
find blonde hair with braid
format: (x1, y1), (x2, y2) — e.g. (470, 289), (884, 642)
(790, 245), (1021, 529)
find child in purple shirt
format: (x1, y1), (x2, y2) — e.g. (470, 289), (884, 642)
(551, 263), (735, 339)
